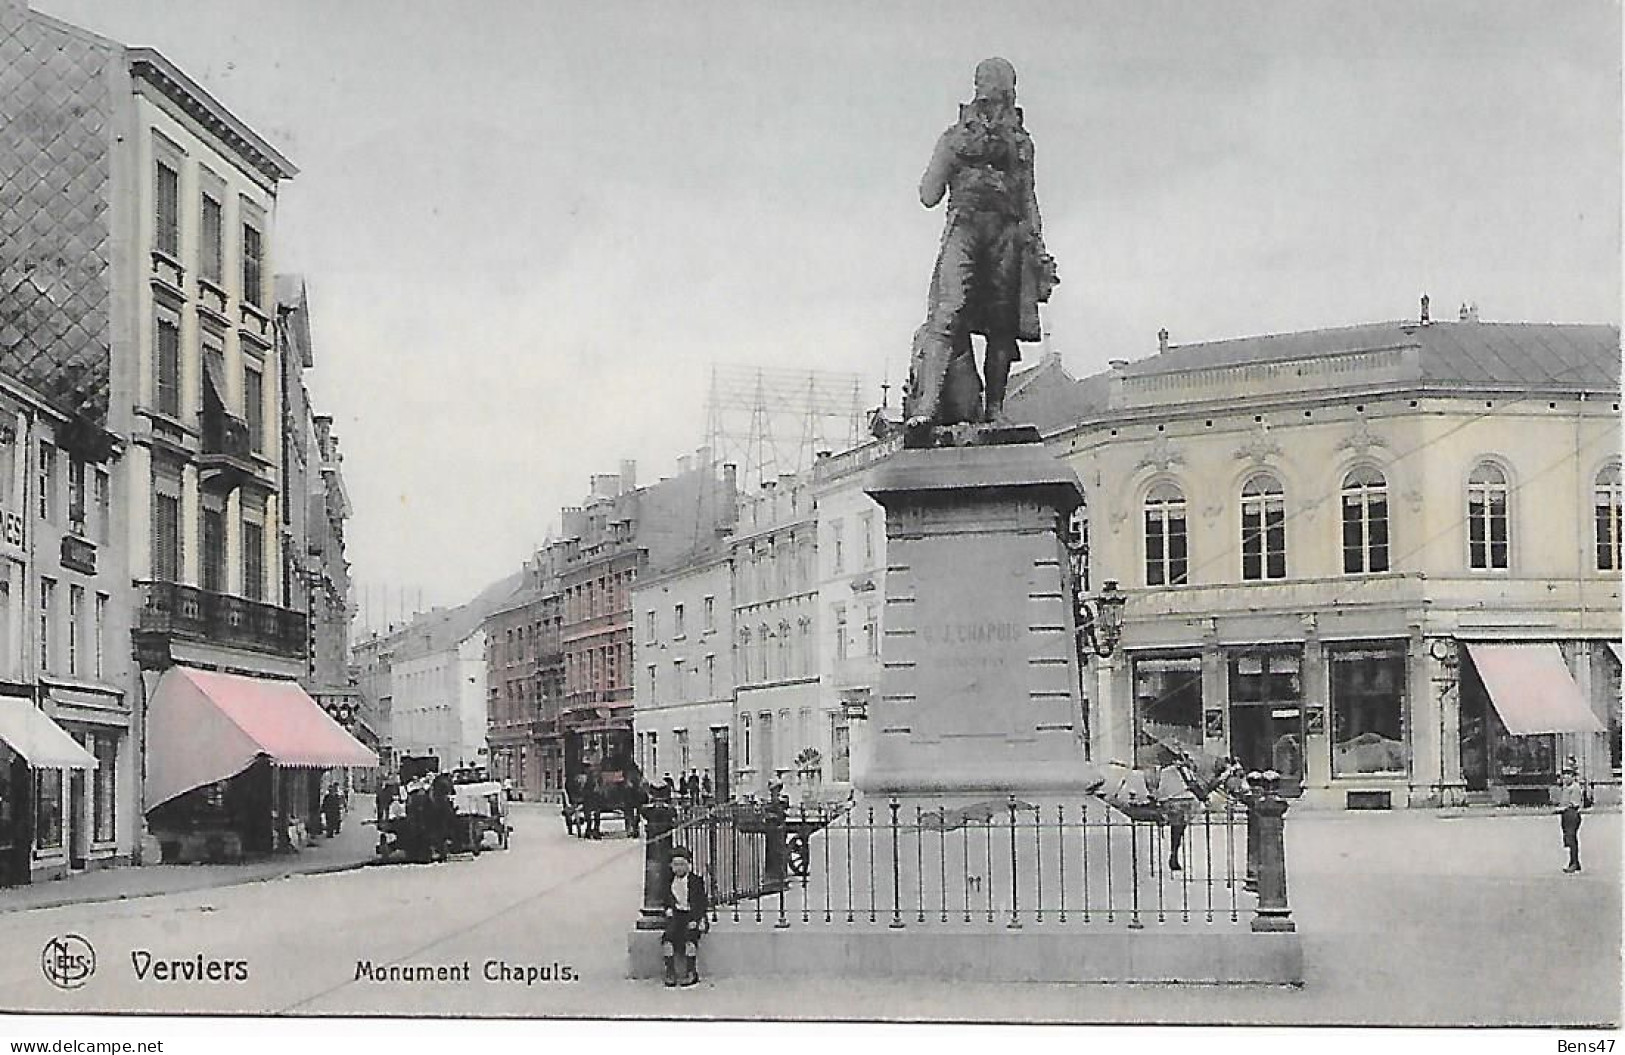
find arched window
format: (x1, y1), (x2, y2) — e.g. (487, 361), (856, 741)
(1241, 474), (1286, 581)
(1341, 467), (1389, 574)
(778, 620), (792, 679)
(1467, 462), (1509, 570)
(758, 623), (771, 681)
(738, 628), (751, 683)
(1595, 465), (1622, 572)
(1143, 482), (1188, 586)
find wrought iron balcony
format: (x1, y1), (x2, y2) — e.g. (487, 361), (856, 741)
(136, 580), (307, 660)
(197, 409), (262, 492)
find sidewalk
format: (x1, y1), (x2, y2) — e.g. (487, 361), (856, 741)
(0, 796), (380, 915)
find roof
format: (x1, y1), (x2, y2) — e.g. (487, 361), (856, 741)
(394, 572), (526, 659)
(1125, 321), (1620, 390)
(1005, 354), (1111, 432)
(126, 48), (298, 184)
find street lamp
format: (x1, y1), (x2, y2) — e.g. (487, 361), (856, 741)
(1074, 580), (1126, 659)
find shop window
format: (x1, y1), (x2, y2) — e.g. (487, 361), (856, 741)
(1341, 467), (1390, 574)
(1241, 473), (1287, 581)
(34, 768), (62, 850)
(1330, 648), (1407, 776)
(1133, 656), (1203, 767)
(1595, 465), (1622, 572)
(93, 734), (117, 843)
(1143, 482), (1187, 586)
(1467, 462), (1510, 570)
(1597, 645), (1622, 774)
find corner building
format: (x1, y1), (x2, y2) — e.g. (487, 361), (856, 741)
(1020, 319), (1622, 808)
(1, 0), (374, 868)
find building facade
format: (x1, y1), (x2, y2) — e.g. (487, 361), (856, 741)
(0, 376), (132, 885)
(1023, 317), (1622, 809)
(729, 477), (821, 799)
(808, 438), (898, 800)
(1, 1), (373, 869)
(632, 548), (732, 799)
(484, 549), (565, 801)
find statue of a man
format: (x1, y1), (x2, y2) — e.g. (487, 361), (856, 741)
(906, 57), (1058, 432)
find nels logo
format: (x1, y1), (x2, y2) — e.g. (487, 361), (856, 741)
(41, 934), (96, 990)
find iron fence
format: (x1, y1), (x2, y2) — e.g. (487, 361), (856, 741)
(644, 793), (1291, 932)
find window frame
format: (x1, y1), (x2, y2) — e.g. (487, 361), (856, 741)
(1466, 460), (1511, 572)
(1240, 472), (1287, 582)
(1340, 465), (1390, 575)
(1143, 480), (1189, 587)
(1595, 463), (1622, 573)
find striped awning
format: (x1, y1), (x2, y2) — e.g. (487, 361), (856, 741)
(1465, 643), (1605, 737)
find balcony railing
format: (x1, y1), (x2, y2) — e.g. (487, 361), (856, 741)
(137, 580), (307, 660)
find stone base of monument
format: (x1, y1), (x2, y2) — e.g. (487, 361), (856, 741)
(628, 925), (1303, 985)
(625, 926), (1302, 985)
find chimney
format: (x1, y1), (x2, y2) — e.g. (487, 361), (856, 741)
(1157, 328), (1169, 354)
(1467, 302), (1479, 323)
(619, 459), (637, 492)
(677, 455), (692, 475)
(1419, 294), (1430, 325)
(1108, 359), (1128, 371)
(722, 462), (737, 497)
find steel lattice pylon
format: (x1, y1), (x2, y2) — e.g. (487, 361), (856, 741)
(704, 363), (870, 491)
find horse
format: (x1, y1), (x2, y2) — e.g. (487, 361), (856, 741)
(1086, 746), (1245, 871)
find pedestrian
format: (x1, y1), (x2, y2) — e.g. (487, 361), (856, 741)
(1557, 758), (1590, 873)
(321, 784), (344, 838)
(661, 847), (709, 988)
(700, 772), (713, 805)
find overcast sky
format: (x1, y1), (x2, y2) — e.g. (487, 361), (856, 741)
(33, 0), (1623, 623)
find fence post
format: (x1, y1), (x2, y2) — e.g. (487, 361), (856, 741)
(1243, 771), (1261, 893)
(1248, 775), (1295, 934)
(637, 801), (676, 931)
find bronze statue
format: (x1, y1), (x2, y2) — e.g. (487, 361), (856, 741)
(905, 57), (1058, 433)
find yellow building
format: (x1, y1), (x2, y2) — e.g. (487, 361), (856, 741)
(1021, 316), (1621, 808)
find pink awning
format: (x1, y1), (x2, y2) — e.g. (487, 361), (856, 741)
(146, 667), (378, 810)
(1464, 643), (1605, 737)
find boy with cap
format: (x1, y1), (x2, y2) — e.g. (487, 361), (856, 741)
(661, 847), (709, 987)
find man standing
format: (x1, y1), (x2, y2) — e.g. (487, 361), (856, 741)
(906, 57), (1058, 432)
(661, 847), (709, 987)
(1557, 758), (1588, 873)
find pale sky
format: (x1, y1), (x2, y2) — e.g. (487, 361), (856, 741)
(33, 0), (1623, 621)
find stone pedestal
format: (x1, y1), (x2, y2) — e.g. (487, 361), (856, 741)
(857, 437), (1093, 799)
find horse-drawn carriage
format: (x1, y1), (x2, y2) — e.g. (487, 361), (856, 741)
(376, 773), (510, 862)
(561, 725), (647, 839)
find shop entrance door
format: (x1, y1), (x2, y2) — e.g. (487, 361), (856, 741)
(0, 756), (31, 885)
(1227, 650), (1306, 795)
(1228, 704), (1305, 794)
(69, 767), (88, 870)
(711, 728), (730, 804)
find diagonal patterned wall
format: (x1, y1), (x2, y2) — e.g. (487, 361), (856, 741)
(0, 2), (113, 425)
